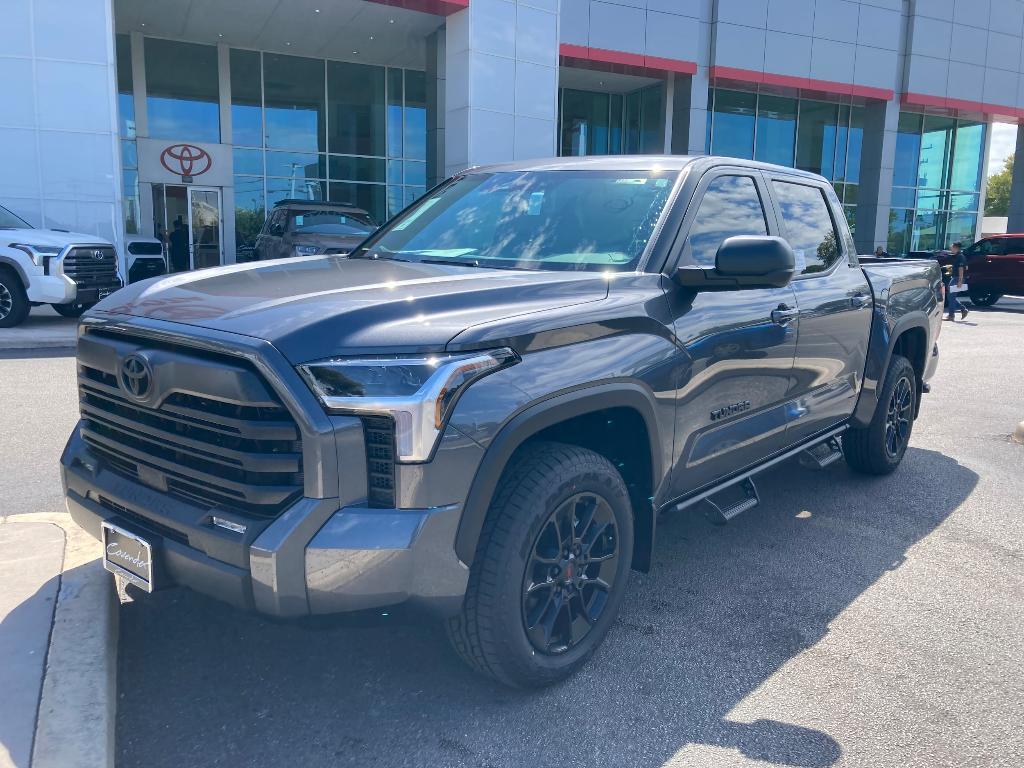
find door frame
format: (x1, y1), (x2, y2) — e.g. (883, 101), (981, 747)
(186, 186), (224, 270)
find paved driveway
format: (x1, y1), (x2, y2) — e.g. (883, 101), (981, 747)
(6, 301), (1021, 768)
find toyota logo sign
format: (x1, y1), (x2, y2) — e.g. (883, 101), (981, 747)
(120, 354), (154, 399)
(160, 143), (212, 180)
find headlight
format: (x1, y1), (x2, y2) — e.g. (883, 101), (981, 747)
(10, 243), (63, 268)
(294, 245), (321, 256)
(299, 348), (518, 462)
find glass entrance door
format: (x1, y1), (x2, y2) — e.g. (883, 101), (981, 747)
(187, 187), (222, 269)
(153, 184), (223, 272)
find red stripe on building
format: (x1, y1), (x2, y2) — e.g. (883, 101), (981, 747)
(902, 92), (1024, 120)
(365, 0), (468, 15)
(559, 44), (696, 76)
(709, 65), (894, 101)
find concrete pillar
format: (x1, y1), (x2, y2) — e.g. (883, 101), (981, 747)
(855, 97), (900, 255)
(1006, 125), (1024, 232)
(443, 0), (559, 176)
(672, 67), (709, 155)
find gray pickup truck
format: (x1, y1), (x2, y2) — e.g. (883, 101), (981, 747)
(62, 156), (942, 687)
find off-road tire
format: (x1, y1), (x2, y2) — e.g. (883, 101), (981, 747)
(0, 268), (30, 328)
(446, 441), (634, 688)
(967, 291), (1000, 307)
(843, 354), (916, 475)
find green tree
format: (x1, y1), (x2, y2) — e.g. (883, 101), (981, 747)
(985, 153), (1013, 216)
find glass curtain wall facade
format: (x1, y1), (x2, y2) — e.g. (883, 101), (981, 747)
(707, 87), (864, 228)
(888, 112), (986, 254)
(230, 49), (427, 249)
(557, 85), (664, 157)
(116, 34), (139, 234)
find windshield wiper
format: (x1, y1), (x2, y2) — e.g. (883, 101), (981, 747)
(420, 258), (482, 268)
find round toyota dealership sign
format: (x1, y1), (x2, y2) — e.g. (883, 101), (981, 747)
(160, 143), (212, 178)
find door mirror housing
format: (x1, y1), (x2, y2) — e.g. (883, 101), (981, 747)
(673, 236), (796, 290)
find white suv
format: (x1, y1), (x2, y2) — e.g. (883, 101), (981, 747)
(0, 204), (123, 327)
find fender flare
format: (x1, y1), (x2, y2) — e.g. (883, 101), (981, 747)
(0, 254), (31, 288)
(453, 382), (664, 568)
(852, 312), (931, 427)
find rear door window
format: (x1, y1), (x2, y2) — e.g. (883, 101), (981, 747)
(683, 175), (768, 267)
(771, 181), (842, 275)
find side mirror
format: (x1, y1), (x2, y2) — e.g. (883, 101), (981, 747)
(673, 236), (795, 290)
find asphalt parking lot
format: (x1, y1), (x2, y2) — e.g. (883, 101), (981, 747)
(3, 300), (1023, 768)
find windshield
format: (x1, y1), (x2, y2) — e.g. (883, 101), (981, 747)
(354, 169), (678, 272)
(288, 209), (374, 236)
(0, 205), (31, 229)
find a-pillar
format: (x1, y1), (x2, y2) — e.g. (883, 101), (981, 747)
(855, 96), (900, 255)
(1006, 124), (1024, 233)
(443, 0), (559, 176)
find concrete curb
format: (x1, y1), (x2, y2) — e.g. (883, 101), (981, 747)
(0, 340), (76, 352)
(13, 513), (117, 768)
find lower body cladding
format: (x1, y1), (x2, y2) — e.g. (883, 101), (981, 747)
(61, 429), (470, 619)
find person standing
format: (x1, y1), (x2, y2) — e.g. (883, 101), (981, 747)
(168, 220), (190, 273)
(944, 241), (968, 321)
(874, 246), (890, 258)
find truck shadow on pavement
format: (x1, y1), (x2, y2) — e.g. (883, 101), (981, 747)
(115, 448), (977, 768)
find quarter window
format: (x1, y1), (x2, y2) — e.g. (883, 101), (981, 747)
(771, 181), (842, 275)
(684, 175), (768, 267)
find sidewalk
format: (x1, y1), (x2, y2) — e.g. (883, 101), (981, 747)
(0, 513), (117, 768)
(0, 308), (77, 352)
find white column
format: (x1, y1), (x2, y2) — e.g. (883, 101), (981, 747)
(675, 67), (709, 155)
(855, 97), (900, 254)
(130, 31), (147, 138)
(444, 0), (559, 176)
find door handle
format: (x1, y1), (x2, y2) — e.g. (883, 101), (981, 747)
(770, 304), (799, 325)
(850, 292), (872, 309)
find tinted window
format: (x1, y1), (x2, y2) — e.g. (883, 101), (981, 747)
(1005, 238), (1024, 255)
(771, 181), (842, 274)
(358, 170), (676, 272)
(145, 39), (220, 143)
(965, 239), (1002, 258)
(684, 175), (768, 267)
(288, 209), (374, 235)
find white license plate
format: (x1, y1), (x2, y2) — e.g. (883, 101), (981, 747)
(101, 521), (153, 592)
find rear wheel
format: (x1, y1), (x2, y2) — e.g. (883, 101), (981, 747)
(843, 354), (916, 475)
(51, 302), (94, 318)
(447, 442), (634, 688)
(967, 290), (1001, 307)
(0, 269), (30, 328)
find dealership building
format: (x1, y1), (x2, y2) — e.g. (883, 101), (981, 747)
(6, 0), (1024, 268)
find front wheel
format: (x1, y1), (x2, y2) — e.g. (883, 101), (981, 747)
(0, 270), (30, 327)
(447, 442), (634, 688)
(967, 290), (1001, 307)
(51, 302), (94, 318)
(843, 354), (916, 475)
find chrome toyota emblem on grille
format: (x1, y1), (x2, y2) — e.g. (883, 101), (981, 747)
(120, 354), (153, 399)
(93, 249), (106, 260)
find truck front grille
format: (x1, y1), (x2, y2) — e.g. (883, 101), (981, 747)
(362, 416), (396, 508)
(63, 246), (121, 289)
(77, 358), (304, 519)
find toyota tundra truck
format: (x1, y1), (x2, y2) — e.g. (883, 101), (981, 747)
(61, 156), (942, 688)
(1, 204), (123, 326)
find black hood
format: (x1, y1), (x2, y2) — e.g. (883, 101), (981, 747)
(93, 257), (610, 363)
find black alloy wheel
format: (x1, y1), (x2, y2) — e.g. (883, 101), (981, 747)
(0, 281), (11, 321)
(521, 492), (619, 655)
(967, 291), (1001, 307)
(884, 375), (914, 459)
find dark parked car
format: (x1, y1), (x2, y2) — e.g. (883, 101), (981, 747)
(936, 235), (1024, 306)
(63, 156), (942, 688)
(251, 200), (376, 261)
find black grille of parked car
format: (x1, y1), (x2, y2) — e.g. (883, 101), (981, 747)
(63, 246), (121, 288)
(77, 356), (304, 519)
(362, 415), (396, 508)
(127, 241), (163, 256)
(128, 258), (166, 284)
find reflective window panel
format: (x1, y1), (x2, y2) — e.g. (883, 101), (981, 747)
(755, 95), (796, 166)
(145, 38), (220, 143)
(264, 54), (325, 152)
(328, 61), (386, 156)
(231, 49), (262, 148)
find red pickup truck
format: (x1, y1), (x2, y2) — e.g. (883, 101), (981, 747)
(940, 235), (1024, 306)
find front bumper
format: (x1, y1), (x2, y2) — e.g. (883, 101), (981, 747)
(62, 428), (469, 618)
(25, 273), (76, 304)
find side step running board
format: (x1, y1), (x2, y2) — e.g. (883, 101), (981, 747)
(798, 436), (844, 469)
(703, 477), (759, 525)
